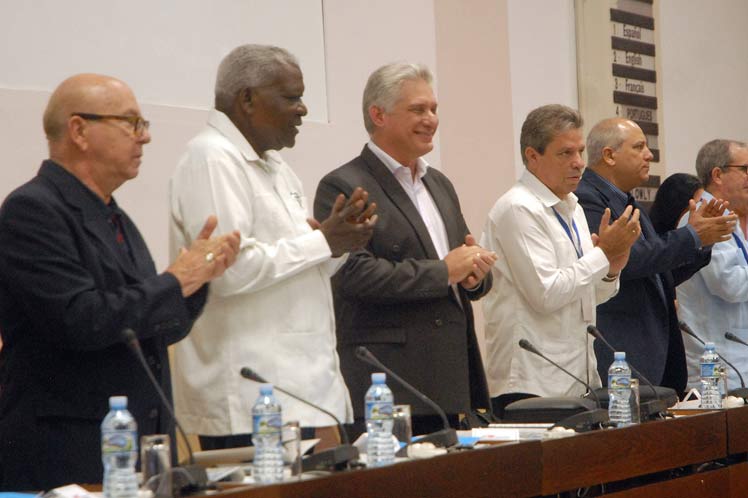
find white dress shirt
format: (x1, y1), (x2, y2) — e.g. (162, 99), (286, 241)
(677, 191), (748, 390)
(368, 140), (450, 260)
(169, 109), (352, 435)
(480, 170), (618, 398)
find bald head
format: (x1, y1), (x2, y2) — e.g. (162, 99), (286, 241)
(586, 117), (653, 192)
(585, 118), (634, 168)
(43, 73), (133, 143)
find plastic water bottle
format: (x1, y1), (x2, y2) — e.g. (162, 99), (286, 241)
(252, 384), (284, 483)
(700, 342), (723, 409)
(101, 396), (138, 498)
(365, 372), (395, 467)
(608, 352), (632, 427)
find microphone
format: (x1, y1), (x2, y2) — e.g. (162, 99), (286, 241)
(518, 339), (601, 409)
(239, 367), (358, 471)
(515, 339), (607, 430)
(586, 325), (670, 418)
(122, 328), (208, 495)
(678, 322), (748, 397)
(354, 346), (458, 449)
(725, 331), (748, 348)
(722, 332), (748, 395)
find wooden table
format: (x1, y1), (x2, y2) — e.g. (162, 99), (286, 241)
(206, 409), (748, 497)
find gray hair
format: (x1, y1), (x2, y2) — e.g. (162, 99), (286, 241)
(519, 104), (583, 166)
(214, 44), (299, 112)
(585, 119), (628, 167)
(696, 139), (748, 187)
(362, 62), (433, 135)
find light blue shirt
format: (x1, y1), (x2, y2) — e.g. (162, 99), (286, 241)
(677, 190), (748, 390)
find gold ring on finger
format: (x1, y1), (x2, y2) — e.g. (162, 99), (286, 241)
(205, 252), (215, 262)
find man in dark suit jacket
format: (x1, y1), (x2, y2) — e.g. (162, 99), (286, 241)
(576, 118), (736, 392)
(314, 63), (496, 436)
(0, 74), (239, 490)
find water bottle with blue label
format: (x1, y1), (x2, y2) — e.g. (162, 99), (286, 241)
(252, 384), (284, 483)
(608, 352), (633, 427)
(101, 396), (138, 498)
(365, 372), (395, 466)
(700, 342), (722, 409)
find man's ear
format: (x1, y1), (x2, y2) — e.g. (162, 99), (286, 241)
(68, 115), (88, 151)
(710, 166), (724, 187)
(368, 105), (385, 128)
(602, 146), (616, 167)
(238, 88), (253, 114)
(524, 146), (539, 165)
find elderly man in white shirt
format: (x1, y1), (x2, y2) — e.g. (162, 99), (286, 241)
(678, 139), (748, 391)
(169, 44), (376, 450)
(480, 104), (641, 417)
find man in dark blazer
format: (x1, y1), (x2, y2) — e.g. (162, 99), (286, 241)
(576, 118), (735, 392)
(0, 74), (240, 490)
(314, 63), (496, 436)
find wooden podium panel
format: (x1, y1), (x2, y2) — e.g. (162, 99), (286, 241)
(217, 441), (541, 498)
(729, 461), (748, 497)
(540, 411), (727, 494)
(726, 405), (748, 455)
(604, 467), (729, 498)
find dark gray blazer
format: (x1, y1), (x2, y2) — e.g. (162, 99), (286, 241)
(576, 168), (710, 392)
(0, 161), (207, 489)
(314, 145), (490, 420)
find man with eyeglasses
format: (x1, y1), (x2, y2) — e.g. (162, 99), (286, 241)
(677, 139), (748, 392)
(0, 73), (241, 489)
(576, 118), (737, 394)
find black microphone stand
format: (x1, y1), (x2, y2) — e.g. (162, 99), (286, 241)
(516, 339), (608, 431)
(239, 367), (359, 471)
(122, 329), (209, 496)
(587, 325), (670, 418)
(355, 346), (459, 450)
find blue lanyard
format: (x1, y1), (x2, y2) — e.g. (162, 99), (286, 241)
(552, 207), (583, 258)
(732, 233), (748, 264)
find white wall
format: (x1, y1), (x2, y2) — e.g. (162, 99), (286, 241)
(0, 0), (441, 270)
(658, 0), (748, 175)
(507, 0), (579, 178)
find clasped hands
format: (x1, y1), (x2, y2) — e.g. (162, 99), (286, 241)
(445, 234), (497, 288)
(167, 215), (241, 297)
(308, 187), (378, 257)
(592, 205), (641, 276)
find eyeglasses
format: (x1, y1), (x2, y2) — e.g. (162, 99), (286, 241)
(71, 112), (150, 137)
(722, 164), (748, 175)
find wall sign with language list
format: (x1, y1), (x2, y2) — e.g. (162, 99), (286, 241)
(575, 0), (663, 209)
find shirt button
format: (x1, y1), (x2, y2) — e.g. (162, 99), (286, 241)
(435, 319), (443, 327)
(392, 244), (400, 252)
(149, 408), (158, 419)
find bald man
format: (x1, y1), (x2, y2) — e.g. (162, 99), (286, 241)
(576, 118), (735, 393)
(0, 74), (240, 490)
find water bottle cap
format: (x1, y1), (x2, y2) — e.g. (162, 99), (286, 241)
(259, 383), (273, 395)
(109, 396), (128, 409)
(614, 351), (626, 360)
(371, 372), (386, 384)
(705, 342), (715, 350)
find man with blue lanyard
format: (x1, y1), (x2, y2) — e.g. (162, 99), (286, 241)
(576, 119), (736, 395)
(481, 105), (641, 418)
(678, 139), (748, 391)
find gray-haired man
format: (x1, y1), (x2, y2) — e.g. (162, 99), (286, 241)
(170, 44), (376, 450)
(314, 62), (495, 437)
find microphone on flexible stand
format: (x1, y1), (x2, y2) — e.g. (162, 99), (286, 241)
(513, 339), (608, 431)
(122, 328), (209, 496)
(354, 346), (459, 449)
(678, 322), (748, 398)
(587, 325), (672, 417)
(239, 367), (358, 471)
(721, 331), (748, 398)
